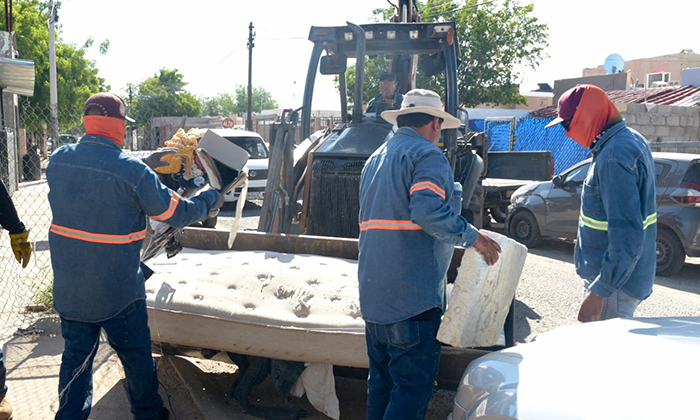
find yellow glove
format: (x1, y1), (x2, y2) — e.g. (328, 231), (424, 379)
(10, 230), (32, 268)
(154, 153), (184, 174)
(154, 146), (195, 175)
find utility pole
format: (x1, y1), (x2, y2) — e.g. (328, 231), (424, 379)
(246, 22), (255, 131)
(48, 0), (59, 151)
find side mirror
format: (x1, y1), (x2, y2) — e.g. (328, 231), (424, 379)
(458, 107), (469, 128)
(552, 174), (564, 187)
(320, 53), (347, 75)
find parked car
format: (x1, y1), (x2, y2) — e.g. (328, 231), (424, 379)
(447, 316), (700, 420)
(202, 128), (269, 203)
(506, 152), (700, 276)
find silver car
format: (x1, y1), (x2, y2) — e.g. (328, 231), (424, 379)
(506, 152), (700, 276)
(448, 317), (700, 420)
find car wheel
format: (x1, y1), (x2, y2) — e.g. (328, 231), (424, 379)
(656, 229), (685, 276)
(508, 210), (541, 248)
(490, 205), (508, 223)
(202, 216), (217, 229)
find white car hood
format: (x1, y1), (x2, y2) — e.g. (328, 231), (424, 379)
(457, 317), (700, 420)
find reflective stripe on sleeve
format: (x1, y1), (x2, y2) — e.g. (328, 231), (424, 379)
(150, 192), (181, 221)
(643, 212), (657, 229)
(410, 181), (445, 201)
(580, 212), (658, 231)
(50, 223), (147, 244)
(359, 219), (422, 231)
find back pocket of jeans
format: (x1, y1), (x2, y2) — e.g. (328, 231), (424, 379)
(386, 319), (420, 349)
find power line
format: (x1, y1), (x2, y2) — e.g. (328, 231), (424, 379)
(209, 42), (247, 70)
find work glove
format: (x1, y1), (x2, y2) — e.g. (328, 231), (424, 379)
(144, 147), (179, 172)
(208, 190), (225, 219)
(9, 230), (32, 268)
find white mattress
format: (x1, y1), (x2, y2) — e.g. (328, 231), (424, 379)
(145, 248), (369, 367)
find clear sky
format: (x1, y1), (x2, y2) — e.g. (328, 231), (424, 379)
(57, 0), (697, 110)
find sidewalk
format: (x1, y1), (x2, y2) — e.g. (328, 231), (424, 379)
(4, 315), (207, 420)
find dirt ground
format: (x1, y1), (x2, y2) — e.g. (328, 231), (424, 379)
(155, 351), (456, 420)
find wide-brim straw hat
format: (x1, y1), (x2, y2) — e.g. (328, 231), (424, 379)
(381, 89), (461, 129)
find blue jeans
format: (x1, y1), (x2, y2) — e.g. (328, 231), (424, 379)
(583, 280), (642, 319)
(56, 299), (162, 420)
(364, 308), (442, 420)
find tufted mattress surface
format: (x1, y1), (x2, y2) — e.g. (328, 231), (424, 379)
(145, 248), (369, 366)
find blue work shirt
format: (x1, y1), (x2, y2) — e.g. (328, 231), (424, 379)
(358, 127), (480, 324)
(365, 91), (404, 114)
(575, 120), (657, 301)
(47, 135), (220, 322)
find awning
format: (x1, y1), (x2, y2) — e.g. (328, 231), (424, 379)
(0, 56), (35, 97)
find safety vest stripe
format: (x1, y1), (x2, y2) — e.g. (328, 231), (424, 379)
(151, 192), (181, 221)
(359, 219), (422, 231)
(410, 181), (445, 201)
(50, 224), (147, 244)
(580, 212), (659, 231)
(643, 212), (658, 229)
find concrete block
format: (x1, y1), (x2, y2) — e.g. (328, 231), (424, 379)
(667, 115), (680, 126)
(656, 126), (670, 136)
(637, 114), (652, 125)
(651, 115), (666, 126)
(627, 103), (645, 113)
(656, 105), (672, 116)
(680, 116), (688, 126)
(437, 231), (527, 348)
(640, 125), (656, 137)
(670, 127), (685, 137)
(624, 114), (636, 124)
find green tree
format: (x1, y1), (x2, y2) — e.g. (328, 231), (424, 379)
(343, 0), (548, 107)
(232, 85), (278, 114)
(3, 0), (106, 131)
(434, 0), (548, 107)
(200, 92), (236, 117)
(131, 69), (200, 125)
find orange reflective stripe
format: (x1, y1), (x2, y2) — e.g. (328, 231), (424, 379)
(150, 192), (181, 221)
(410, 181), (445, 201)
(50, 223), (147, 244)
(359, 219), (422, 231)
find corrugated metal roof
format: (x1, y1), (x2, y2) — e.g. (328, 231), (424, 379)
(531, 85), (700, 118)
(0, 57), (35, 97)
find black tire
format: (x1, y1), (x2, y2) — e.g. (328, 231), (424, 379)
(507, 210), (541, 248)
(490, 205), (508, 223)
(202, 216), (218, 229)
(656, 228), (685, 276)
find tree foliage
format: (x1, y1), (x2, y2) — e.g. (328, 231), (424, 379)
(436, 0), (548, 106)
(344, 0), (548, 107)
(131, 69), (201, 125)
(201, 86), (277, 117)
(2, 0), (106, 131)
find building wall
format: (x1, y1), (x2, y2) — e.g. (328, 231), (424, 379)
(619, 103), (700, 154)
(583, 52), (700, 88)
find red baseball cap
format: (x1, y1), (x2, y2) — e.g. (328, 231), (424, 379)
(545, 85), (586, 128)
(84, 92), (135, 122)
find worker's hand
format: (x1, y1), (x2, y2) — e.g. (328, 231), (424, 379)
(473, 231), (501, 266)
(207, 191), (225, 219)
(9, 230), (32, 268)
(144, 147), (179, 171)
(578, 291), (605, 323)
